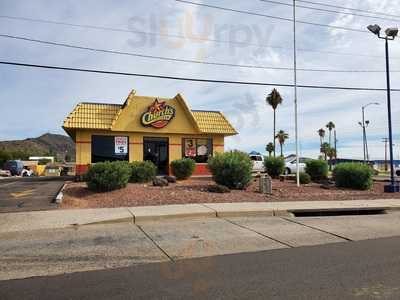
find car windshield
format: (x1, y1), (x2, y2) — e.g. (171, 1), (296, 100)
(250, 156), (262, 161)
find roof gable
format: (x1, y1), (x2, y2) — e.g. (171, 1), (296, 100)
(111, 91), (201, 134)
(63, 90), (237, 137)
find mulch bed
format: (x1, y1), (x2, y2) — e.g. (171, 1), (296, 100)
(61, 177), (400, 209)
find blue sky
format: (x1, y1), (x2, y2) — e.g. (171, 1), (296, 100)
(1, 0), (400, 160)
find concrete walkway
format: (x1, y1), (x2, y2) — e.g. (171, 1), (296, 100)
(1, 199), (400, 233)
(3, 212), (400, 281)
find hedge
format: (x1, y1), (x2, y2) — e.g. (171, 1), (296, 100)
(333, 162), (373, 190)
(130, 161), (157, 183)
(170, 158), (196, 180)
(298, 172), (311, 184)
(305, 159), (328, 181)
(207, 150), (252, 189)
(85, 161), (131, 192)
(264, 156), (285, 178)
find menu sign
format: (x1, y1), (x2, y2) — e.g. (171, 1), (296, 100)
(115, 136), (128, 154)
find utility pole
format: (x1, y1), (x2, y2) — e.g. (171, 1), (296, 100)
(382, 138), (388, 171)
(334, 129), (337, 165)
(293, 0), (300, 187)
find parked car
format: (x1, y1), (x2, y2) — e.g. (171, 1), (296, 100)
(284, 157), (307, 175)
(249, 152), (265, 172)
(21, 167), (33, 177)
(3, 160), (24, 176)
(0, 169), (12, 177)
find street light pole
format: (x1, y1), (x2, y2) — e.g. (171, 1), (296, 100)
(361, 107), (366, 163)
(384, 37), (396, 191)
(367, 24), (399, 192)
(360, 102), (379, 163)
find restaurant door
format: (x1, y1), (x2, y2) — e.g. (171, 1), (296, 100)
(143, 137), (169, 174)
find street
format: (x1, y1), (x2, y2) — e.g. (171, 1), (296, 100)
(2, 235), (400, 299)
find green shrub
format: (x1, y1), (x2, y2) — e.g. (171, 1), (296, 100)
(298, 172), (311, 184)
(130, 161), (157, 183)
(85, 161), (131, 192)
(305, 159), (328, 181)
(333, 163), (373, 190)
(170, 158), (195, 180)
(207, 150), (252, 189)
(263, 156), (285, 178)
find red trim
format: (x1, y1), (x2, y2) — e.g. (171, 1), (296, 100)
(76, 164), (90, 175)
(214, 144), (224, 147)
(192, 164), (211, 176)
(129, 142), (143, 145)
(170, 143), (182, 146)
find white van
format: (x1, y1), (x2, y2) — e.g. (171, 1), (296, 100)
(249, 152), (265, 172)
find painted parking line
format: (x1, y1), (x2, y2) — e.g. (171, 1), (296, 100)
(10, 189), (36, 198)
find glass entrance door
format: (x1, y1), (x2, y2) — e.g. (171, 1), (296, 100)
(143, 137), (169, 175)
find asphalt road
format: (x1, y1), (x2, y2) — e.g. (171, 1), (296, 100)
(0, 179), (63, 212)
(2, 236), (400, 299)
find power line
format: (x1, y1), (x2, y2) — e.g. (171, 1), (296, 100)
(2, 33), (398, 73)
(296, 0), (400, 19)
(259, 0), (400, 22)
(0, 15), (398, 60)
(1, 60), (400, 92)
(175, 0), (368, 33)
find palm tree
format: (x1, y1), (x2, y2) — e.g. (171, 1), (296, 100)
(275, 130), (289, 157)
(320, 142), (330, 161)
(266, 88), (283, 156)
(326, 121), (335, 147)
(317, 128), (325, 148)
(266, 142), (274, 157)
(326, 146), (336, 171)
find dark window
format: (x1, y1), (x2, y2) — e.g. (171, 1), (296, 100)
(91, 135), (129, 163)
(182, 138), (213, 163)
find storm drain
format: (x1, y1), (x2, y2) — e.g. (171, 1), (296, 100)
(291, 208), (387, 217)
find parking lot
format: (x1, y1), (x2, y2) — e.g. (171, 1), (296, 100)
(0, 178), (64, 212)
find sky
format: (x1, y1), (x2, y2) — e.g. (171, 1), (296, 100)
(1, 0), (400, 160)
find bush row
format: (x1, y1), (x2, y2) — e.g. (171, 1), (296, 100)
(85, 158), (197, 192)
(84, 155), (374, 193)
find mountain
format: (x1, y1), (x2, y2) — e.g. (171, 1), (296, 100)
(0, 133), (75, 161)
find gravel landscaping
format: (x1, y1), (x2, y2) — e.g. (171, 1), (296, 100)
(61, 177), (400, 209)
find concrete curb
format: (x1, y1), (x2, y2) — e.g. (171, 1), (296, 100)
(2, 200), (400, 233)
(128, 204), (217, 223)
(54, 183), (66, 204)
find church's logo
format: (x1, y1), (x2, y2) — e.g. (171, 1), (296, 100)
(141, 99), (176, 128)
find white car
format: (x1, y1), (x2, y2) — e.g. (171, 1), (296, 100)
(249, 153), (265, 172)
(21, 168), (33, 177)
(284, 157), (307, 175)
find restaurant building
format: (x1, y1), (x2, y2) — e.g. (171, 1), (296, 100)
(63, 90), (237, 176)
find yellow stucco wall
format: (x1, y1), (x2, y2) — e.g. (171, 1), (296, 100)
(112, 94), (200, 135)
(75, 129), (224, 165)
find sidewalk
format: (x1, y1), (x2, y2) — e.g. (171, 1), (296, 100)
(1, 199), (400, 233)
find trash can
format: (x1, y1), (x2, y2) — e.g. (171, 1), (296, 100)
(259, 175), (272, 194)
